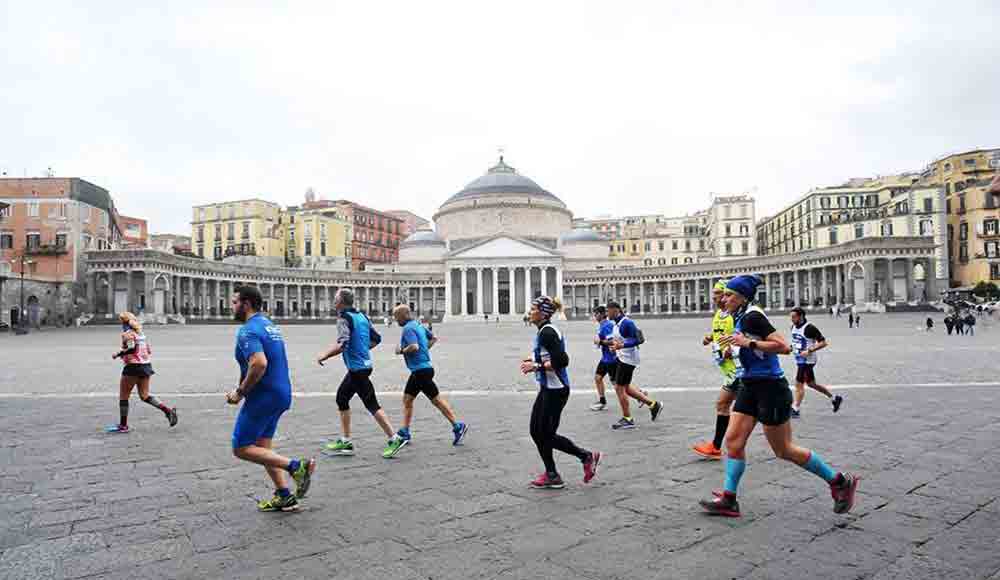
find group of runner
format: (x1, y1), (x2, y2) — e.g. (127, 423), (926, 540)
(107, 276), (858, 517)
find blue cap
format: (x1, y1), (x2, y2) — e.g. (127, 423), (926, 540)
(726, 275), (762, 300)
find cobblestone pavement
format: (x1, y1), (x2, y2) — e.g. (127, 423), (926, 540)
(1, 314), (999, 579)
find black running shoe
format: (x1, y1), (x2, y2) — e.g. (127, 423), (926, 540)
(650, 401), (663, 422)
(831, 395), (843, 413)
(166, 407), (178, 427)
(699, 492), (740, 517)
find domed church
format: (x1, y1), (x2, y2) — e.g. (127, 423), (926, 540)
(398, 156), (607, 321)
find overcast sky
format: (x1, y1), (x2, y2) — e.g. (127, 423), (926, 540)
(2, 1), (998, 234)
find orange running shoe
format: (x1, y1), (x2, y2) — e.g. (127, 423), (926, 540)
(692, 441), (722, 460)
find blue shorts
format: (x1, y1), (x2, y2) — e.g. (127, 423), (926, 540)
(232, 403), (287, 449)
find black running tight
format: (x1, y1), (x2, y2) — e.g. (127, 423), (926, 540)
(529, 387), (589, 475)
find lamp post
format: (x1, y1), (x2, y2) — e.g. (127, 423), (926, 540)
(0, 271), (6, 330)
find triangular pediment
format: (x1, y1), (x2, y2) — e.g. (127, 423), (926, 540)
(449, 236), (560, 259)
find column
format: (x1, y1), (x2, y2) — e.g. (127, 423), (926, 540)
(681, 279), (688, 312)
(833, 265), (842, 307)
(444, 269), (453, 317)
(202, 278), (209, 318)
(106, 272), (116, 317)
(625, 282), (632, 313)
(541, 267), (548, 299)
(460, 268), (469, 316)
(925, 258), (938, 302)
(523, 267), (532, 313)
(491, 268), (499, 315)
(666, 281), (673, 313)
(555, 267), (563, 300)
(777, 272), (785, 309)
(476, 268), (484, 315)
(585, 283), (592, 312)
(820, 267), (829, 307)
(505, 268), (513, 315)
(123, 270), (133, 313)
(863, 259), (875, 303)
(283, 284), (290, 317)
(904, 258), (915, 302)
(791, 270), (799, 307)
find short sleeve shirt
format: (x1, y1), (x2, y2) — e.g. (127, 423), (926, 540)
(235, 313), (292, 411)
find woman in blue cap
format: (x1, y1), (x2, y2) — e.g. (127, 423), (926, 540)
(519, 296), (602, 489)
(699, 275), (859, 517)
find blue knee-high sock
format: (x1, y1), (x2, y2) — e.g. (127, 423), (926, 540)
(724, 457), (746, 494)
(801, 452), (837, 483)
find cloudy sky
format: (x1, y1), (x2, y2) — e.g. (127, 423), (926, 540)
(2, 1), (998, 234)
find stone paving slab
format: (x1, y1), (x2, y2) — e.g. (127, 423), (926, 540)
(1, 381), (999, 579)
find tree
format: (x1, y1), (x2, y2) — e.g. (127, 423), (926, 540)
(972, 281), (1000, 300)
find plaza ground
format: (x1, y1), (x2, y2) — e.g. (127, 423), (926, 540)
(1, 313), (999, 579)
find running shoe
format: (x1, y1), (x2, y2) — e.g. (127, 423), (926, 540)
(323, 439), (354, 456)
(166, 407), (178, 427)
(791, 408), (801, 419)
(452, 422), (469, 446)
(699, 491), (740, 517)
(589, 401), (607, 411)
(692, 441), (723, 460)
(583, 451), (602, 483)
(104, 424), (131, 434)
(636, 390), (650, 407)
(382, 437), (408, 459)
(830, 473), (860, 514)
(649, 400), (664, 422)
(530, 473), (566, 490)
(397, 427), (412, 443)
(257, 493), (299, 512)
(831, 395), (844, 413)
(611, 417), (637, 430)
(291, 457), (316, 499)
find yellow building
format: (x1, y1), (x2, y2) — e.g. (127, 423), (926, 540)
(283, 206), (352, 271)
(191, 199), (284, 262)
(920, 148), (1000, 286)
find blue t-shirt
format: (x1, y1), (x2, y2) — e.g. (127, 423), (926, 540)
(235, 313), (292, 411)
(400, 319), (434, 372)
(597, 319), (617, 364)
(337, 309), (374, 372)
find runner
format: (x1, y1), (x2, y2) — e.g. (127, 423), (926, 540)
(317, 289), (407, 459)
(520, 296), (601, 489)
(107, 312), (177, 433)
(699, 275), (859, 518)
(391, 304), (469, 446)
(691, 280), (738, 460)
(590, 305), (615, 411)
(226, 286), (315, 512)
(606, 301), (662, 430)
(789, 307), (842, 417)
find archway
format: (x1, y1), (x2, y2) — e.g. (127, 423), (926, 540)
(848, 262), (865, 304)
(153, 275), (169, 315)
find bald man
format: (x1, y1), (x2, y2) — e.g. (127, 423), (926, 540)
(392, 304), (468, 446)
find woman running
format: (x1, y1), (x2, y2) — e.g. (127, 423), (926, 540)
(519, 296), (602, 489)
(699, 276), (857, 517)
(108, 312), (178, 433)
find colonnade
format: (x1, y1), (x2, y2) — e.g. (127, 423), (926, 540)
(443, 265), (562, 318)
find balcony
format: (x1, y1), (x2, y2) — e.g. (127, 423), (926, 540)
(25, 243), (69, 256)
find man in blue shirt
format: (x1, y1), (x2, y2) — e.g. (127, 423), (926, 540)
(317, 289), (407, 459)
(391, 304), (468, 446)
(226, 285), (315, 512)
(590, 305), (616, 411)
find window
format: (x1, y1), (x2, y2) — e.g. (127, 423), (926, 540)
(197, 226), (205, 242)
(960, 222), (968, 240)
(946, 199), (952, 213)
(700, 239), (706, 250)
(632, 243), (638, 253)
(197, 245), (204, 257)
(944, 163), (952, 171)
(685, 240), (691, 251)
(922, 198), (933, 213)
(855, 224), (864, 239)
(242, 221), (250, 238)
(199, 208), (206, 222)
(320, 223), (327, 239)
(226, 223), (235, 240)
(671, 257), (678, 265)
(82, 234), (92, 249)
(992, 263), (1000, 281)
(28, 202), (39, 217)
(214, 246), (223, 260)
(723, 241), (732, 255)
(58, 203), (66, 218)
(617, 244), (624, 252)
(828, 228), (838, 245)
(0, 232), (12, 249)
(658, 241), (664, 251)
(959, 243), (968, 261)
(742, 241), (749, 254)
(26, 232), (41, 249)
(684, 257), (693, 264)
(55, 233), (67, 247)
(644, 241), (651, 252)
(672, 240), (678, 250)
(305, 240), (312, 256)
(740, 204), (748, 218)
(986, 241), (999, 258)
(964, 158), (976, 167)
(985, 219), (999, 236)
(725, 224), (732, 236)
(881, 222), (894, 236)
(214, 224), (222, 239)
(919, 220), (933, 236)
(320, 241), (327, 256)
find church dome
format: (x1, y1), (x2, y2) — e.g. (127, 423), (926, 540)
(441, 156), (565, 207)
(400, 228), (445, 248)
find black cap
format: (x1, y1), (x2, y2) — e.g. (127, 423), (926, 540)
(607, 300), (622, 310)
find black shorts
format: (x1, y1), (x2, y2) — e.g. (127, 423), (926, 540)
(336, 369), (381, 413)
(795, 364), (817, 384)
(404, 368), (440, 399)
(613, 362), (636, 386)
(733, 376), (793, 426)
(595, 361), (618, 378)
(122, 363), (155, 377)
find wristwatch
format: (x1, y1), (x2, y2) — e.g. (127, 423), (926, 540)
(748, 340), (758, 351)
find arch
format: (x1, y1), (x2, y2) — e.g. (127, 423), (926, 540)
(848, 261), (865, 279)
(153, 274), (170, 291)
(913, 261), (926, 282)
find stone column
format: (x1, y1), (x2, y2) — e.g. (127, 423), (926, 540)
(524, 267), (532, 313)
(904, 258), (915, 302)
(444, 269), (453, 317)
(776, 272), (785, 309)
(505, 268), (513, 315)
(925, 258), (938, 302)
(862, 259), (876, 303)
(105, 272), (116, 317)
(820, 267), (829, 307)
(555, 267), (563, 300)
(283, 284), (290, 317)
(460, 267), (469, 316)
(541, 267), (549, 299)
(625, 282), (633, 313)
(491, 268), (499, 315)
(833, 266), (842, 307)
(476, 268), (484, 315)
(666, 281), (673, 313)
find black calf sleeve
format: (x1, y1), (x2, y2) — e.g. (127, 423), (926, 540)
(119, 400), (129, 425)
